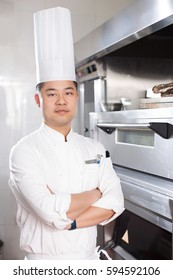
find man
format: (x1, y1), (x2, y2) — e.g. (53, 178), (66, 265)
(9, 7), (124, 260)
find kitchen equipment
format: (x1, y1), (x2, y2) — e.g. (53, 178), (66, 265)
(75, 0), (173, 67)
(90, 108), (173, 259)
(75, 0), (173, 137)
(140, 97), (173, 109)
(121, 97), (131, 110)
(94, 108), (173, 178)
(74, 0), (173, 259)
(100, 101), (122, 112)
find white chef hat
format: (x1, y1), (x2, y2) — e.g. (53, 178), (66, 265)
(33, 7), (76, 85)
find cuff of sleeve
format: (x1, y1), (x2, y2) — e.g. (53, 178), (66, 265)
(100, 208), (125, 225)
(54, 193), (72, 229)
(93, 195), (124, 225)
(55, 192), (71, 214)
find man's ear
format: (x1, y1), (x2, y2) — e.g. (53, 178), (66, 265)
(34, 93), (40, 107)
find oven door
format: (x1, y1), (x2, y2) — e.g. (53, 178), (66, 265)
(110, 166), (173, 260)
(96, 165), (173, 260)
(90, 109), (173, 179)
(111, 209), (172, 260)
(97, 122), (173, 179)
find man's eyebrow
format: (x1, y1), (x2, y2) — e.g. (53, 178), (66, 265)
(64, 87), (75, 90)
(45, 87), (75, 92)
(45, 88), (56, 92)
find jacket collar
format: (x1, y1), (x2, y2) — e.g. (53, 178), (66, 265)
(41, 123), (74, 146)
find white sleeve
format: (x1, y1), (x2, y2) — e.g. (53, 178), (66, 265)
(92, 143), (124, 225)
(9, 142), (72, 230)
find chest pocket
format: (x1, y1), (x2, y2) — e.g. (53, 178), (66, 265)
(82, 163), (100, 191)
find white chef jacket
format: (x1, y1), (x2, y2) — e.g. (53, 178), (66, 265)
(9, 123), (124, 259)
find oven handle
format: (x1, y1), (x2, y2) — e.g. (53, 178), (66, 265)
(97, 122), (173, 139)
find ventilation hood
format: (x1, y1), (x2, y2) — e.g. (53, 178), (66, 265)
(74, 0), (173, 68)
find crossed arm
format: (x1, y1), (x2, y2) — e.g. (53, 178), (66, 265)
(47, 180), (115, 230)
(64, 189), (115, 229)
(9, 143), (122, 231)
(48, 185), (115, 229)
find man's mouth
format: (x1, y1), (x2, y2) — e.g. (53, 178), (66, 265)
(54, 109), (69, 114)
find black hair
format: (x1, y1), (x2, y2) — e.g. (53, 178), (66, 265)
(36, 81), (78, 92)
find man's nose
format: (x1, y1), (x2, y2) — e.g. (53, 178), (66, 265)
(55, 94), (66, 105)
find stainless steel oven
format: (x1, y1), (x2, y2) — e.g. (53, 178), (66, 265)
(91, 108), (173, 179)
(74, 0), (173, 260)
(111, 166), (173, 260)
(91, 108), (173, 260)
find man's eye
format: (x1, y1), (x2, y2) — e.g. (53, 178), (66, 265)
(47, 93), (56, 97)
(66, 91), (73, 95)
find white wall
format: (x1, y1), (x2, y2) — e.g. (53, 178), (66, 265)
(0, 0), (134, 259)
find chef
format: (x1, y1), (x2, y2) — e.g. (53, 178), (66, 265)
(9, 7), (124, 260)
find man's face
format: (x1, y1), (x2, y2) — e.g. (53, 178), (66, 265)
(35, 80), (78, 133)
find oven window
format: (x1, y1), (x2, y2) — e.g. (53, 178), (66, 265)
(114, 210), (172, 260)
(116, 128), (154, 146)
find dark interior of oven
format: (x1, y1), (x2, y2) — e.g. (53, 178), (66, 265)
(112, 210), (172, 260)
